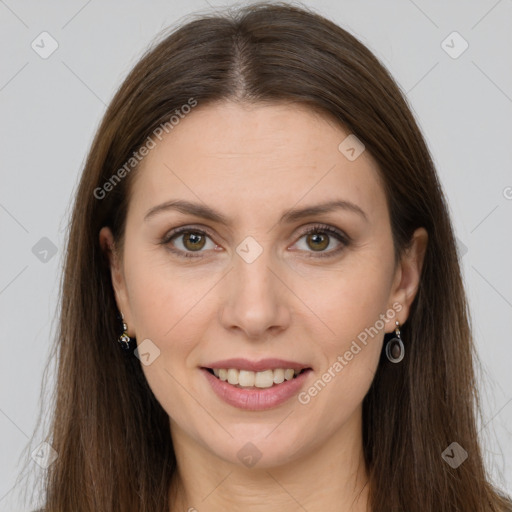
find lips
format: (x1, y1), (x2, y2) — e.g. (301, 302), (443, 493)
(200, 358), (313, 410)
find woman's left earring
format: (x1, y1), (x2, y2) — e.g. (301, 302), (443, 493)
(385, 320), (405, 363)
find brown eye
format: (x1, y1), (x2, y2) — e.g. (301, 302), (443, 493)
(294, 224), (350, 258)
(181, 231), (207, 251)
(162, 227), (216, 258)
(305, 232), (330, 251)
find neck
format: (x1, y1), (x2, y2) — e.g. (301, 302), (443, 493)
(168, 409), (370, 512)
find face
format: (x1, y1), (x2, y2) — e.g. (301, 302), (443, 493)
(100, 101), (426, 470)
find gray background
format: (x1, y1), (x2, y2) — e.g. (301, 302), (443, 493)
(1, 0), (511, 509)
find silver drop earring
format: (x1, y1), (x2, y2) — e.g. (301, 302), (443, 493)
(385, 320), (404, 363)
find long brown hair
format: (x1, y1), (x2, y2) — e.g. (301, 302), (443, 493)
(17, 2), (511, 510)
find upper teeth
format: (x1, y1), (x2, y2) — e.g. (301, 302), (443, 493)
(212, 368), (301, 388)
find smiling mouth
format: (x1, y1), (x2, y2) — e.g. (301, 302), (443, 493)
(204, 367), (311, 388)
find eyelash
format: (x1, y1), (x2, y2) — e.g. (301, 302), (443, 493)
(160, 223), (350, 260)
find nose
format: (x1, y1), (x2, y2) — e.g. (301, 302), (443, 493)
(219, 245), (291, 341)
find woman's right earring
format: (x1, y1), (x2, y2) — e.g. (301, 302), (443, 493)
(118, 312), (132, 351)
(385, 320), (404, 363)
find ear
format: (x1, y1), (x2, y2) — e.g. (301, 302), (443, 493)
(99, 227), (135, 337)
(385, 227), (428, 331)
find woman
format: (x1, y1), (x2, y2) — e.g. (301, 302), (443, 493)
(23, 2), (511, 510)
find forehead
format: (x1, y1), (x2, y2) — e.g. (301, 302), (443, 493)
(128, 101), (387, 226)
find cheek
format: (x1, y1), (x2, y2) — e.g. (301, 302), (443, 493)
(123, 253), (211, 428)
(293, 251), (394, 346)
(123, 249), (220, 414)
(124, 245), (209, 342)
(291, 251), (393, 408)
(295, 278), (387, 439)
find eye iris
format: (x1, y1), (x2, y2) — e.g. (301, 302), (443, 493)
(183, 231), (206, 251)
(307, 232), (329, 251)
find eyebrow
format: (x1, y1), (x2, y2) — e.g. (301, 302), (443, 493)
(144, 198), (368, 225)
